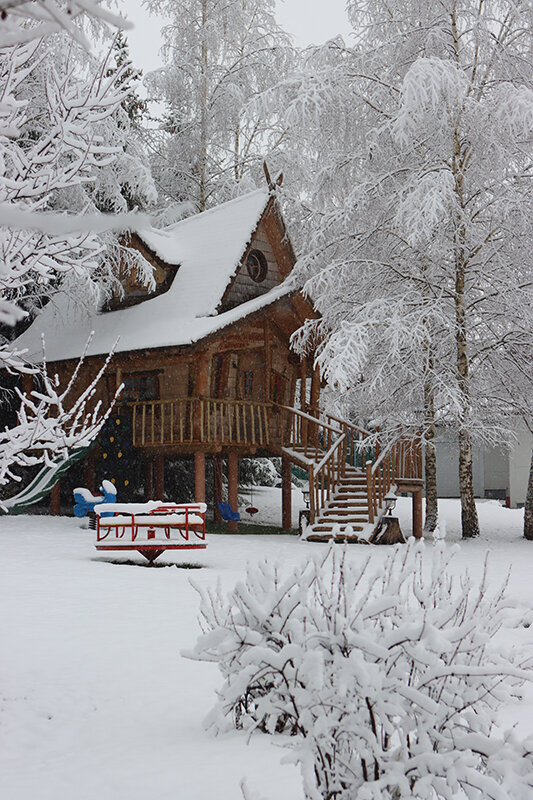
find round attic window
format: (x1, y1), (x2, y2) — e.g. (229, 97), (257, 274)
(246, 249), (268, 283)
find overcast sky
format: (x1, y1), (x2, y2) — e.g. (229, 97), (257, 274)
(123, 0), (352, 75)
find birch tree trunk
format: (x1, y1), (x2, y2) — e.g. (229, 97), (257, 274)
(199, 0), (208, 211)
(524, 448), (533, 540)
(452, 65), (479, 538)
(424, 372), (438, 533)
(424, 431), (438, 533)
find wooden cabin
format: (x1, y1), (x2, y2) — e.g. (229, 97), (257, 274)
(14, 188), (423, 538)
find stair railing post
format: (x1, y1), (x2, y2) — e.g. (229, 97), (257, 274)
(342, 423), (348, 471)
(366, 460), (374, 525)
(308, 465), (316, 525)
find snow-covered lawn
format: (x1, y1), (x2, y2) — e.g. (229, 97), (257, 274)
(1, 489), (532, 800)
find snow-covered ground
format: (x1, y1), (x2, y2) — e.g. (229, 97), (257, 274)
(1, 489), (532, 800)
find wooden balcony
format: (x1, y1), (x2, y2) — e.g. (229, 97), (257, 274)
(131, 397), (271, 450)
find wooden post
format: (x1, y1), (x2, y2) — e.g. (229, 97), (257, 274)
(412, 488), (423, 539)
(22, 373), (33, 397)
(299, 358), (308, 447)
(299, 358), (307, 412)
(228, 451), (239, 533)
(282, 455), (292, 531)
(366, 461), (374, 525)
(310, 362), (321, 412)
(193, 350), (211, 443)
(50, 480), (61, 516)
(154, 454), (165, 501)
(144, 458), (153, 500)
(264, 319), (272, 402)
(213, 455), (223, 523)
(310, 362), (321, 449)
(195, 451), (206, 502)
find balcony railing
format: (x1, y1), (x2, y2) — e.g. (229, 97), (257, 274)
(131, 397), (271, 448)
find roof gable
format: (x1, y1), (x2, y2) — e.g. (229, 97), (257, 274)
(135, 188), (271, 318)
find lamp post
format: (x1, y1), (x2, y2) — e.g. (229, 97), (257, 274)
(299, 488), (311, 536)
(385, 492), (397, 515)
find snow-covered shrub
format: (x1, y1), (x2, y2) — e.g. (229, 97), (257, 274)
(186, 541), (533, 800)
(239, 458), (280, 487)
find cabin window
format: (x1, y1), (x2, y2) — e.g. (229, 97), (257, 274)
(122, 371), (159, 402)
(246, 249), (268, 283)
(243, 370), (254, 397)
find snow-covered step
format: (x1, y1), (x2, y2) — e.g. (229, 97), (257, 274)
(326, 500), (368, 508)
(321, 513), (368, 522)
(309, 524), (366, 534)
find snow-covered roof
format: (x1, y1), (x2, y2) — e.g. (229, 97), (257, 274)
(137, 188), (270, 318)
(15, 283), (293, 363)
(13, 189), (295, 363)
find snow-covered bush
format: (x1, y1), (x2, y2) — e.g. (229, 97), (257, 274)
(187, 540), (533, 799)
(239, 457), (280, 488)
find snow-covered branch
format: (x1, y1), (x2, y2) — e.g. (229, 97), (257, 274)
(188, 539), (533, 799)
(0, 334), (121, 495)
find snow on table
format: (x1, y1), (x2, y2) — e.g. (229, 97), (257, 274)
(1, 495), (532, 800)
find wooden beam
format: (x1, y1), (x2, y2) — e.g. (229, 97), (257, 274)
(264, 318), (272, 402)
(144, 458), (153, 500)
(412, 488), (423, 539)
(154, 454), (165, 501)
(194, 351), (211, 397)
(50, 480), (61, 516)
(213, 455), (223, 522)
(228, 452), (239, 533)
(310, 362), (321, 411)
(299, 358), (307, 412)
(195, 451), (206, 503)
(281, 456), (292, 531)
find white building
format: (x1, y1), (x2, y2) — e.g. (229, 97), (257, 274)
(435, 426), (532, 508)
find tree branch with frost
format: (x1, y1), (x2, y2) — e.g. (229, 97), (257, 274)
(0, 1), (131, 49)
(0, 333), (121, 491)
(188, 540), (533, 800)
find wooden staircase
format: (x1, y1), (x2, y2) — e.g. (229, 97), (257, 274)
(310, 467), (371, 537)
(277, 405), (423, 541)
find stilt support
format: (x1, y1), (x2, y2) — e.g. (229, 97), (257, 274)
(213, 455), (223, 523)
(412, 488), (423, 539)
(195, 451), (206, 503)
(282, 456), (292, 531)
(144, 458), (153, 500)
(155, 455), (165, 501)
(228, 452), (239, 533)
(50, 480), (61, 516)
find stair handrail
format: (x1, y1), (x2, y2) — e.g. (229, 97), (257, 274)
(308, 406), (422, 526)
(315, 433), (346, 474)
(306, 406), (375, 469)
(307, 406), (371, 439)
(276, 404), (343, 436)
(309, 432), (347, 525)
(275, 404), (345, 525)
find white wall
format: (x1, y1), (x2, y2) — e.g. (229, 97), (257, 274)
(509, 426), (533, 508)
(435, 434), (485, 497)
